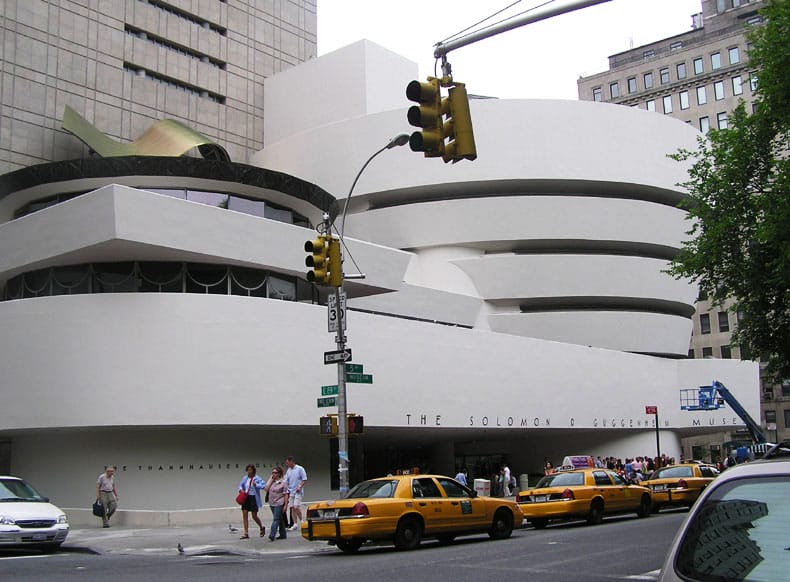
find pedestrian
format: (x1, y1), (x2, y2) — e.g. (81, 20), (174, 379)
(544, 460), (555, 475)
(95, 466), (119, 528)
(454, 467), (468, 486)
(284, 455), (308, 531)
(237, 464), (266, 539)
(264, 466), (289, 541)
(502, 463), (512, 496)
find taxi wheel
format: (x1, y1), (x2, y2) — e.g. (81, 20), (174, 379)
(489, 508), (514, 539)
(587, 499), (604, 525)
(531, 518), (548, 530)
(637, 494), (651, 518)
(336, 539), (362, 554)
(394, 516), (423, 550)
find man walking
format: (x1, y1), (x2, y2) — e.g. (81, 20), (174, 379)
(96, 466), (119, 528)
(284, 456), (307, 531)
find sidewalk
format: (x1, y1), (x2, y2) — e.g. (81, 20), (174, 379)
(63, 522), (335, 557)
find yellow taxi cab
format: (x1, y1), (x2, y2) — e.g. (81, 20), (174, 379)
(516, 468), (652, 529)
(301, 474), (523, 553)
(639, 463), (718, 512)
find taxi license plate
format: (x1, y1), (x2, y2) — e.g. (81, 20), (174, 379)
(31, 534), (47, 541)
(534, 495), (548, 502)
(321, 509), (338, 518)
(652, 485), (666, 491)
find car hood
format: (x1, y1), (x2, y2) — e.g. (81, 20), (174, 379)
(0, 501), (66, 520)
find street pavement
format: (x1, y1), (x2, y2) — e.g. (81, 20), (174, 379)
(1, 511), (689, 581)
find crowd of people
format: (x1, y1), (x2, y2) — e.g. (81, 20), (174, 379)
(541, 454), (677, 484)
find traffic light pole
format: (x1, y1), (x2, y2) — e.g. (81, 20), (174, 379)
(334, 282), (350, 496)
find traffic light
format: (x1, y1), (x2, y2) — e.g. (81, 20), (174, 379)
(406, 77), (445, 158)
(319, 416), (338, 436)
(443, 82), (477, 162)
(305, 234), (329, 284)
(327, 236), (343, 287)
(348, 415), (364, 435)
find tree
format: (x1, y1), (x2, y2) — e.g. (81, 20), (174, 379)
(669, 0), (789, 381)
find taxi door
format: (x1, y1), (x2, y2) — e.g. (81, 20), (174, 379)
(607, 471), (638, 511)
(435, 477), (488, 530)
(592, 470), (623, 511)
(410, 477), (451, 533)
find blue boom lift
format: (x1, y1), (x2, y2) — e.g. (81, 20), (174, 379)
(680, 380), (768, 445)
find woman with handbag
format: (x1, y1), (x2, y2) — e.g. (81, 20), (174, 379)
(236, 464), (265, 539)
(263, 466), (289, 541)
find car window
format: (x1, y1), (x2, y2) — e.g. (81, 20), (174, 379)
(0, 478), (45, 501)
(412, 478), (442, 498)
(437, 478), (471, 498)
(535, 472), (585, 488)
(593, 471), (612, 486)
(674, 475), (790, 581)
(607, 472), (627, 486)
(653, 466), (694, 479)
(699, 466), (715, 478)
(346, 479), (399, 499)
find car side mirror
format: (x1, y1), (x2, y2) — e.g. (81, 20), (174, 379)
(470, 490), (478, 498)
(41, 497), (49, 502)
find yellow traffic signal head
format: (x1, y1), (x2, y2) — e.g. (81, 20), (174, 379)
(443, 82), (477, 163)
(327, 237), (343, 287)
(406, 78), (445, 158)
(305, 235), (329, 284)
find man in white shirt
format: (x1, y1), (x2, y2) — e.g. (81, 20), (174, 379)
(95, 466), (119, 528)
(284, 456), (307, 531)
(503, 464), (512, 497)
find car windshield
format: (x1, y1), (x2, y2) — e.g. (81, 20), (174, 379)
(0, 478), (46, 502)
(346, 479), (399, 499)
(650, 466), (694, 480)
(535, 472), (585, 488)
(674, 474), (790, 581)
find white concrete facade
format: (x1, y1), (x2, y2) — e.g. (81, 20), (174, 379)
(0, 40), (761, 521)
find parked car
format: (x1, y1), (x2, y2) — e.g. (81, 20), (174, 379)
(516, 467), (652, 529)
(641, 463), (718, 512)
(0, 475), (69, 552)
(658, 446), (790, 581)
(302, 474), (522, 553)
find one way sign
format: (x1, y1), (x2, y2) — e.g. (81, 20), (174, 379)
(324, 349), (352, 365)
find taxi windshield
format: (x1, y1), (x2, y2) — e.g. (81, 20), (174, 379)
(0, 478), (46, 502)
(535, 472), (585, 488)
(346, 479), (399, 499)
(650, 466), (694, 480)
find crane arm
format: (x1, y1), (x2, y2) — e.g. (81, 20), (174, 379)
(712, 380), (768, 444)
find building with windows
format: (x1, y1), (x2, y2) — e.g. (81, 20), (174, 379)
(577, 0), (788, 456)
(0, 0), (317, 172)
(0, 27), (762, 524)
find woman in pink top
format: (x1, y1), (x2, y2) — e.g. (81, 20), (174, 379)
(264, 466), (290, 541)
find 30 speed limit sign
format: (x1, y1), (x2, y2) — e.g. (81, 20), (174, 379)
(327, 291), (347, 333)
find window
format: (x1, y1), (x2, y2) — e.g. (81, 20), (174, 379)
(718, 311), (730, 332)
(593, 87), (602, 101)
(747, 15), (763, 25)
(643, 49), (655, 59)
(643, 72), (654, 89)
(702, 347), (713, 358)
(782, 382), (790, 397)
(739, 344), (751, 360)
(732, 75), (743, 95)
(610, 82), (620, 98)
(728, 46), (740, 64)
(699, 116), (710, 133)
(711, 52), (721, 70)
(680, 91), (690, 110)
(412, 478), (441, 498)
(646, 99), (656, 112)
(627, 77), (637, 93)
(670, 41), (683, 51)
(750, 74), (758, 91)
(731, 0), (742, 7)
(717, 112), (728, 129)
(785, 409), (790, 428)
(688, 348), (695, 358)
(721, 345), (732, 359)
(765, 410), (776, 423)
(676, 62), (687, 79)
(714, 80), (725, 100)
(662, 95), (673, 114)
(693, 57), (704, 75)
(700, 313), (711, 334)
(437, 478), (471, 498)
(660, 68), (670, 84)
(593, 472), (612, 486)
(696, 86), (707, 105)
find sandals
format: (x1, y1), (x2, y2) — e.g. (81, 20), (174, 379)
(239, 534), (249, 539)
(259, 528), (266, 538)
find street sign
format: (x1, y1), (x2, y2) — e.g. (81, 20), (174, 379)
(645, 405), (658, 415)
(345, 363), (363, 374)
(317, 396), (337, 408)
(321, 385), (339, 396)
(347, 373), (373, 384)
(327, 291), (347, 333)
(324, 349), (352, 364)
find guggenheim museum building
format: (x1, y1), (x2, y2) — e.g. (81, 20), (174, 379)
(0, 39), (758, 523)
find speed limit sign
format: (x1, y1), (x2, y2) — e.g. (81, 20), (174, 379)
(327, 291), (347, 333)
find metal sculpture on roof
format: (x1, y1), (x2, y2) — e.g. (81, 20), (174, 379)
(62, 105), (230, 162)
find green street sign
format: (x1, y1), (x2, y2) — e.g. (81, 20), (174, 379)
(317, 396), (337, 408)
(345, 363), (363, 374)
(346, 373), (373, 384)
(321, 385), (339, 396)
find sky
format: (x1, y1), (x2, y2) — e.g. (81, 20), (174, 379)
(318, 0), (704, 100)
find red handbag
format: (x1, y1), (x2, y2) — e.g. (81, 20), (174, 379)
(236, 476), (253, 505)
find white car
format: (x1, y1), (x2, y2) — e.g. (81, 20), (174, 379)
(0, 475), (69, 552)
(658, 447), (790, 582)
